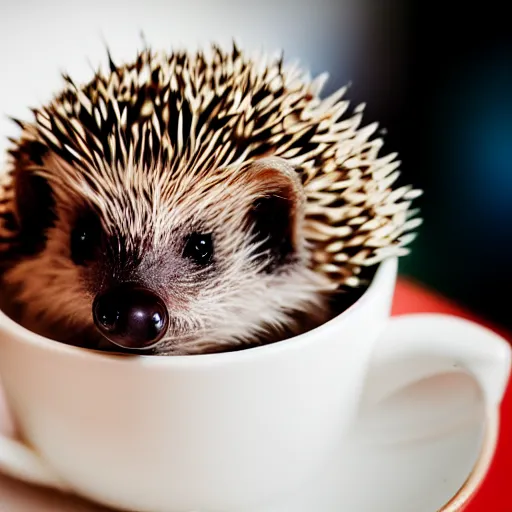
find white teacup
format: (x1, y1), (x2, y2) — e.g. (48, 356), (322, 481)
(0, 257), (510, 512)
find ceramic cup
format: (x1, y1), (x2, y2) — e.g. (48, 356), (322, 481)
(0, 257), (510, 512)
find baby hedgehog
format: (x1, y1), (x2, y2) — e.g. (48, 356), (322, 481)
(0, 44), (421, 355)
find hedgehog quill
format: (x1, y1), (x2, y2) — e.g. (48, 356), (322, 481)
(0, 44), (422, 355)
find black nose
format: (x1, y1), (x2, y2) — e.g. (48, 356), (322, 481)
(93, 284), (169, 350)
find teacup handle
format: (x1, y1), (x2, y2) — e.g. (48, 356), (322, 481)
(0, 428), (68, 490)
(360, 313), (511, 435)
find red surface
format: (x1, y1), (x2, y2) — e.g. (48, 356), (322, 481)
(392, 278), (512, 512)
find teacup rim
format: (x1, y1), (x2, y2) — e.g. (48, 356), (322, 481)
(0, 257), (398, 364)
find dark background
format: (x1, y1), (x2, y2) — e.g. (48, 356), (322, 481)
(328, 2), (511, 331)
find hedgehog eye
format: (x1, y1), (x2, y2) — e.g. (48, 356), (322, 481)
(70, 213), (102, 266)
(183, 233), (214, 266)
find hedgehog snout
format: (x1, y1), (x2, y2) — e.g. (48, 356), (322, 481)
(92, 283), (169, 350)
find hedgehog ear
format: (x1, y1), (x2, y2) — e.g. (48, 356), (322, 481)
(244, 157), (305, 272)
(12, 140), (56, 255)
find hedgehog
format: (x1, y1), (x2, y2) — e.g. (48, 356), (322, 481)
(0, 43), (422, 355)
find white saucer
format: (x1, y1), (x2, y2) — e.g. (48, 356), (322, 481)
(0, 370), (496, 512)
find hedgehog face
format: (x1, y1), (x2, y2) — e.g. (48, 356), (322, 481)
(0, 45), (421, 354)
(2, 150), (331, 354)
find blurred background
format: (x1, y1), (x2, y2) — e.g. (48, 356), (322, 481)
(0, 0), (510, 330)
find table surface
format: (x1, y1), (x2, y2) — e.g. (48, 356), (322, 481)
(0, 277), (510, 511)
